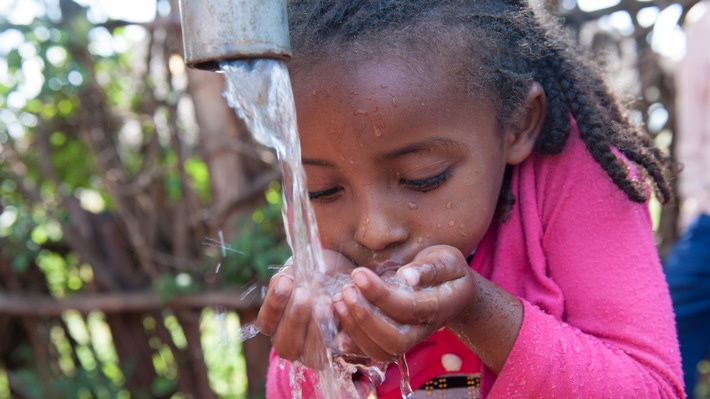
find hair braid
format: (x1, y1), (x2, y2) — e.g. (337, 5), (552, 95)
(533, 54), (571, 154)
(567, 78), (649, 202)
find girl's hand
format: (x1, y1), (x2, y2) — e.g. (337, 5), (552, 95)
(255, 250), (354, 369)
(333, 245), (477, 362)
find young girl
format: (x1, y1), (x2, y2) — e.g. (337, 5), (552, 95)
(256, 1), (684, 397)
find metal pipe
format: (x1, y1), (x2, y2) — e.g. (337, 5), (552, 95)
(178, 0), (291, 71)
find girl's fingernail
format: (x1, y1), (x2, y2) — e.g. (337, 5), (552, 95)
(401, 268), (419, 286)
(275, 276), (291, 295)
(352, 270), (368, 288)
(342, 284), (357, 303)
(334, 299), (347, 315)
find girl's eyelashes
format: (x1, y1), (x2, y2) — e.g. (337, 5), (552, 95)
(308, 186), (341, 202)
(400, 167), (452, 192)
(308, 167), (452, 201)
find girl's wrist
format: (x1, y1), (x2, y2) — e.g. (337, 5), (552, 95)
(444, 273), (523, 373)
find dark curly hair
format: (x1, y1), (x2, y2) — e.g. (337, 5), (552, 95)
(286, 0), (674, 216)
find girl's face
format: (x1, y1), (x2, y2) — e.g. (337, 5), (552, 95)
(292, 56), (510, 275)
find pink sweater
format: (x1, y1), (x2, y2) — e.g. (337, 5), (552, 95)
(266, 122), (684, 398)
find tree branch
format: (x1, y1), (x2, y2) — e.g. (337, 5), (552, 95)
(0, 289), (264, 317)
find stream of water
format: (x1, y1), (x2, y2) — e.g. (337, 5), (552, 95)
(220, 59), (411, 399)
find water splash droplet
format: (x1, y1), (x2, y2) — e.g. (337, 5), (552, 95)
(408, 202), (418, 210)
(240, 322), (260, 342)
(395, 356), (414, 399)
(445, 202), (453, 209)
(449, 221), (456, 227)
(218, 230), (227, 257)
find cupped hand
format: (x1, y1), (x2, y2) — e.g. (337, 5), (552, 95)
(333, 245), (477, 363)
(255, 249), (354, 369)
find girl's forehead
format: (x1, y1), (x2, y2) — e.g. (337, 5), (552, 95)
(291, 54), (470, 113)
(292, 54), (501, 157)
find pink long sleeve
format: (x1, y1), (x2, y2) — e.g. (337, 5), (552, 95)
(265, 122), (683, 398)
(478, 122), (684, 397)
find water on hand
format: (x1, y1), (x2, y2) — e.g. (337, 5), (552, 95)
(220, 59), (412, 399)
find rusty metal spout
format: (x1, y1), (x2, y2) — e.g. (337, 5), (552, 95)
(178, 0), (291, 71)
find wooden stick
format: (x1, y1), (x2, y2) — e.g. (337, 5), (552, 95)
(0, 289), (264, 316)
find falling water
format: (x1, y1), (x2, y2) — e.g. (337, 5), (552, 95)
(220, 58), (353, 398)
(221, 59), (412, 399)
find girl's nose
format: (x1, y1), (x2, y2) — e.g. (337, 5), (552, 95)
(354, 193), (409, 252)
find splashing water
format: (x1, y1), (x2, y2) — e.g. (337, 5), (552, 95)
(221, 58), (355, 398)
(221, 59), (413, 399)
(395, 357), (414, 399)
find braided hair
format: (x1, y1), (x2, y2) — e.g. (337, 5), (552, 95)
(287, 0), (674, 216)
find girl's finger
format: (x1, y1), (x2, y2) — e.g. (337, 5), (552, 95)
(352, 267), (440, 324)
(335, 284), (428, 361)
(334, 330), (362, 358)
(255, 273), (294, 336)
(300, 294), (335, 369)
(271, 286), (311, 362)
(399, 245), (469, 288)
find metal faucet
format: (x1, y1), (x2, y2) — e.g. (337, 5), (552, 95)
(178, 0), (291, 71)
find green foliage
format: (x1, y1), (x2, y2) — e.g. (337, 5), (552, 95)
(5, 313), (129, 399)
(216, 181), (291, 286)
(184, 156), (210, 203)
(155, 272), (204, 301)
(0, 199), (45, 273)
(200, 309), (248, 398)
(0, 1), (259, 398)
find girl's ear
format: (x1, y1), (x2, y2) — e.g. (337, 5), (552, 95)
(505, 82), (546, 165)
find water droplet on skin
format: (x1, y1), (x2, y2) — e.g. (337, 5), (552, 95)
(373, 126), (382, 137)
(446, 202), (453, 209)
(408, 202), (419, 210)
(354, 108), (368, 116)
(449, 221), (455, 227)
(459, 224), (465, 229)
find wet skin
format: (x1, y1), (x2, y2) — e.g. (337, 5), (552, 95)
(256, 53), (546, 373)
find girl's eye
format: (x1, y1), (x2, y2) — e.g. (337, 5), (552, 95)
(308, 187), (342, 202)
(400, 168), (452, 192)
